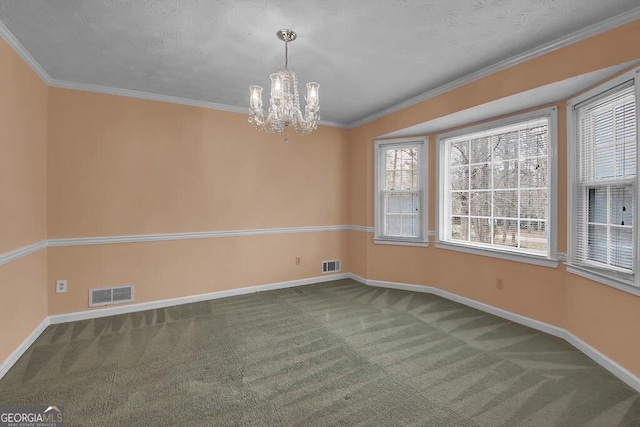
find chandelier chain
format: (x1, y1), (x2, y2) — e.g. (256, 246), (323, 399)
(285, 42), (288, 68)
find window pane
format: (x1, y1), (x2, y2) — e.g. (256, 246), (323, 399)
(402, 171), (414, 190)
(451, 192), (469, 215)
(470, 217), (491, 244)
(494, 190), (518, 218)
(594, 109), (614, 145)
(521, 189), (547, 220)
(386, 194), (402, 214)
(588, 187), (607, 224)
(520, 158), (547, 188)
(470, 191), (490, 217)
(386, 193), (418, 215)
(384, 192), (419, 238)
(611, 186), (633, 226)
(519, 220), (547, 253)
(450, 141), (469, 166)
(470, 164), (491, 189)
(615, 102), (636, 142)
(494, 161), (518, 189)
(615, 141), (636, 177)
(587, 224), (607, 264)
(401, 194), (415, 213)
(470, 137), (490, 164)
(595, 147), (615, 179)
(451, 166), (469, 191)
(386, 149), (399, 170)
(385, 171), (395, 190)
(520, 125), (548, 158)
(611, 226), (633, 270)
(402, 214), (419, 237)
(451, 217), (468, 241)
(493, 131), (518, 161)
(386, 214), (402, 236)
(493, 219), (518, 249)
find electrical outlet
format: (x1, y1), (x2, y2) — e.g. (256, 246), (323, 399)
(56, 280), (67, 294)
(496, 278), (504, 290)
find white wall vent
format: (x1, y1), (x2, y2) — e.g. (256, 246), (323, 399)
(322, 259), (341, 274)
(89, 285), (134, 307)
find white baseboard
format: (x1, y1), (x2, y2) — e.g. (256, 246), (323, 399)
(0, 318), (50, 380)
(563, 333), (640, 394)
(348, 273), (640, 393)
(49, 273), (349, 324)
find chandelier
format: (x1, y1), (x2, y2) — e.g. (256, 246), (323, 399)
(248, 29), (320, 141)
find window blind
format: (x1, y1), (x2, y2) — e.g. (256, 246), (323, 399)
(575, 84), (636, 274)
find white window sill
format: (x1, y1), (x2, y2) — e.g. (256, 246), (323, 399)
(565, 263), (640, 297)
(374, 238), (429, 247)
(434, 241), (559, 268)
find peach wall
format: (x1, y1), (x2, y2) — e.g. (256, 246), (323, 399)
(48, 89), (349, 238)
(0, 39), (48, 252)
(0, 37), (49, 365)
(348, 19), (640, 377)
(48, 232), (347, 315)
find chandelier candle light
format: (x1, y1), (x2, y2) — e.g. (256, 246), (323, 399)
(249, 29), (320, 142)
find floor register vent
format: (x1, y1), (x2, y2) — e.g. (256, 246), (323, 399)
(322, 259), (341, 274)
(89, 285), (134, 307)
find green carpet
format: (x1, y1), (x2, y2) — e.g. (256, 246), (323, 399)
(1, 279), (638, 426)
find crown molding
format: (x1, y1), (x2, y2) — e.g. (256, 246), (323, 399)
(346, 6), (640, 129)
(49, 79), (250, 114)
(0, 19), (52, 84)
(48, 79), (346, 128)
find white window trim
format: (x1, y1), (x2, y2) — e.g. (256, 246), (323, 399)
(567, 67), (640, 295)
(436, 107), (559, 267)
(374, 137), (428, 246)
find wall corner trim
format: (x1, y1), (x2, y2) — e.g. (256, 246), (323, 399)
(347, 273), (640, 393)
(0, 318), (50, 380)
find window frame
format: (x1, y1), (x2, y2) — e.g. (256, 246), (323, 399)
(374, 137), (428, 246)
(436, 107), (559, 268)
(567, 67), (640, 296)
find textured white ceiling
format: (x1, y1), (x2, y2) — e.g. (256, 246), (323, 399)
(0, 1), (638, 125)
